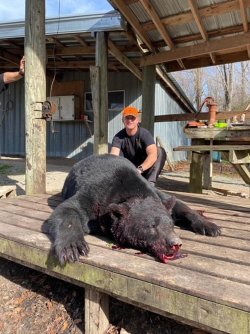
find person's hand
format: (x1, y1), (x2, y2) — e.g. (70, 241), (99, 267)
(19, 56), (25, 76)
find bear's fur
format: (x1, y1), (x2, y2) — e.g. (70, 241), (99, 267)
(46, 154), (221, 265)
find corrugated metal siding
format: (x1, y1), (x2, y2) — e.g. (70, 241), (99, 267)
(1, 71), (189, 162)
(0, 81), (25, 156)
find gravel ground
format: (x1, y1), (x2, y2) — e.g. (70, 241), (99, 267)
(0, 155), (248, 333)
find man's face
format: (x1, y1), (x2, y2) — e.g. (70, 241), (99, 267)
(123, 115), (139, 130)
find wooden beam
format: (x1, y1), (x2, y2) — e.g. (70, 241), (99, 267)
(139, 0), (174, 48)
(239, 0), (249, 32)
(141, 65), (156, 135)
(74, 35), (88, 47)
(174, 145), (250, 151)
(94, 32), (108, 154)
(188, 0), (208, 40)
(142, 0), (250, 31)
(188, 0), (216, 65)
(85, 287), (109, 334)
(108, 39), (142, 80)
(141, 31), (250, 66)
(139, 0), (184, 69)
(47, 46), (95, 56)
(25, 0), (46, 194)
(154, 110), (250, 122)
(110, 0), (155, 51)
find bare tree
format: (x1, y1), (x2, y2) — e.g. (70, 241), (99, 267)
(218, 64), (234, 111)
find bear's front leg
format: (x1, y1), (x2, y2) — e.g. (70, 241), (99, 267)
(172, 200), (221, 236)
(48, 204), (90, 265)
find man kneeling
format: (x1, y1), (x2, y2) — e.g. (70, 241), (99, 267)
(110, 106), (166, 186)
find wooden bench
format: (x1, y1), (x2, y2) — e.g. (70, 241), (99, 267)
(0, 192), (250, 333)
(173, 145), (250, 192)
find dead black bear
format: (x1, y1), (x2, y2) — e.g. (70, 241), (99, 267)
(46, 154), (221, 265)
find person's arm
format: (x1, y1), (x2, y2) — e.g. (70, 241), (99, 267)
(3, 56), (25, 84)
(138, 144), (157, 173)
(110, 146), (121, 156)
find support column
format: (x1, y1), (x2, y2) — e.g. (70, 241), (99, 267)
(141, 65), (156, 136)
(25, 0), (46, 194)
(189, 139), (204, 193)
(85, 287), (109, 333)
(92, 31), (108, 154)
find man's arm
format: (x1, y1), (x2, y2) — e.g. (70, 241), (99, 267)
(3, 56), (25, 84)
(110, 146), (121, 156)
(139, 144), (157, 172)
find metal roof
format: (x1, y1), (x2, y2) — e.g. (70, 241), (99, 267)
(0, 9), (196, 113)
(0, 11), (123, 39)
(109, 0), (250, 71)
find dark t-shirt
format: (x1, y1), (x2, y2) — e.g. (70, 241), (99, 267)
(0, 74), (8, 93)
(111, 126), (155, 166)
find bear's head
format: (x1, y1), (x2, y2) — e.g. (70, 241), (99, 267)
(108, 196), (182, 263)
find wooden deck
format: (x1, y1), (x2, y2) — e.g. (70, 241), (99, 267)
(0, 190), (249, 333)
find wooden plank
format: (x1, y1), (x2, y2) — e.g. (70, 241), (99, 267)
(1, 238), (248, 334)
(174, 145), (250, 151)
(184, 127), (250, 140)
(2, 198), (53, 213)
(154, 110), (250, 123)
(0, 223), (250, 309)
(140, 31), (250, 66)
(0, 232), (250, 334)
(229, 149), (250, 164)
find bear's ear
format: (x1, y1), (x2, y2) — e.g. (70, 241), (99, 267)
(108, 203), (129, 219)
(162, 196), (176, 214)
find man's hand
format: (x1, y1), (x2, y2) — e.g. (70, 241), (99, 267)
(19, 56), (25, 76)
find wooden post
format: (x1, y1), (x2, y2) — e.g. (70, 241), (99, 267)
(141, 65), (156, 135)
(203, 153), (212, 189)
(24, 0), (46, 194)
(90, 66), (100, 154)
(189, 139), (204, 193)
(85, 287), (109, 334)
(92, 31), (108, 154)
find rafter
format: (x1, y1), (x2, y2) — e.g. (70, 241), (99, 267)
(74, 35), (88, 47)
(239, 0), (249, 32)
(139, 0), (174, 48)
(142, 0), (250, 31)
(188, 0), (216, 64)
(141, 31), (250, 66)
(139, 0), (185, 69)
(47, 46), (95, 57)
(110, 0), (155, 51)
(108, 39), (142, 80)
(189, 0), (207, 40)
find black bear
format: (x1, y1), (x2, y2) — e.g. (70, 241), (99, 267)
(46, 154), (221, 265)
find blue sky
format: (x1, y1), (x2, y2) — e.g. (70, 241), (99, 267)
(0, 0), (114, 22)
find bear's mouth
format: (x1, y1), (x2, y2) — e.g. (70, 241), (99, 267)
(159, 244), (182, 263)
